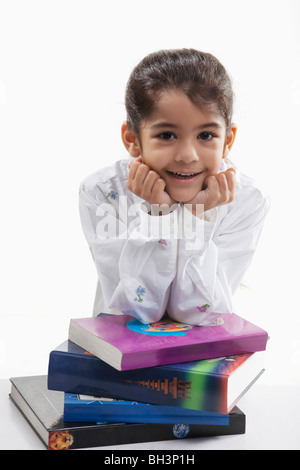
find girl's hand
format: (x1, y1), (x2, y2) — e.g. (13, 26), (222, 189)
(127, 157), (176, 210)
(185, 168), (236, 217)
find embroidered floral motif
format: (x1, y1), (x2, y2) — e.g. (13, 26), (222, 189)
(206, 316), (224, 326)
(134, 285), (145, 303)
(105, 190), (118, 200)
(197, 304), (211, 313)
(158, 239), (167, 246)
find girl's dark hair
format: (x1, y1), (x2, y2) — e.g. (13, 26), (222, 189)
(125, 48), (234, 135)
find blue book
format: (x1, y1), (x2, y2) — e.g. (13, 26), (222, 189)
(48, 340), (264, 414)
(64, 393), (230, 425)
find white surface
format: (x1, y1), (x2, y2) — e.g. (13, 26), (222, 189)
(1, 378), (299, 450)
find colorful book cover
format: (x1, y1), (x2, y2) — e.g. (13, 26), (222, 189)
(63, 393), (230, 425)
(68, 313), (268, 371)
(9, 375), (245, 450)
(48, 340), (265, 414)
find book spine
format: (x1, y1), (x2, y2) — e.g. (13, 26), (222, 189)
(48, 350), (228, 413)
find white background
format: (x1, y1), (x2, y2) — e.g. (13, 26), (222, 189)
(0, 0), (299, 393)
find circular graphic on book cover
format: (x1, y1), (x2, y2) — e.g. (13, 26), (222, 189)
(173, 424), (190, 439)
(127, 319), (193, 337)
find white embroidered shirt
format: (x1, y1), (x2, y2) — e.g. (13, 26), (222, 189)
(79, 158), (269, 325)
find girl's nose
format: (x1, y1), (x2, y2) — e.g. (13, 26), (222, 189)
(174, 140), (199, 163)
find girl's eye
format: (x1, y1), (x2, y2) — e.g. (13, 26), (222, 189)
(158, 132), (176, 140)
(198, 132), (215, 141)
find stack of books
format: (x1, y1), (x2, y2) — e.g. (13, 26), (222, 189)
(9, 312), (268, 450)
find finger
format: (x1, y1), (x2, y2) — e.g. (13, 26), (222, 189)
(127, 159), (148, 194)
(202, 174), (218, 191)
(130, 161), (149, 186)
(216, 172), (229, 200)
(225, 169), (236, 198)
(151, 178), (167, 204)
(128, 157), (142, 180)
(143, 170), (161, 195)
(135, 163), (151, 186)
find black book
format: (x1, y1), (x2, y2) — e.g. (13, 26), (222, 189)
(9, 375), (246, 450)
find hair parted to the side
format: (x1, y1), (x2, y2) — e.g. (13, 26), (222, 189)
(125, 48), (234, 136)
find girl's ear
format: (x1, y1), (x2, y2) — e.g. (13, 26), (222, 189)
(121, 122), (141, 157)
(222, 124), (237, 158)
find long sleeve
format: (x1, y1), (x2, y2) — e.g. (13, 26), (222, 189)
(79, 160), (269, 327)
(166, 173), (269, 325)
(79, 167), (179, 324)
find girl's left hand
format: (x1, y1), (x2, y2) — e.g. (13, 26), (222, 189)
(184, 168), (236, 217)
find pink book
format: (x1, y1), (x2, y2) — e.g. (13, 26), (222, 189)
(68, 313), (268, 371)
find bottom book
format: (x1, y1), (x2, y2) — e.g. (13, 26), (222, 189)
(9, 375), (246, 450)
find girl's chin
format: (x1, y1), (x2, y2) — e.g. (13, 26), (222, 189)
(167, 188), (200, 204)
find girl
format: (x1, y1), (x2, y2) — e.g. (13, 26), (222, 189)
(79, 49), (268, 326)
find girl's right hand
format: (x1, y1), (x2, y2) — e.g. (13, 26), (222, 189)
(127, 157), (176, 209)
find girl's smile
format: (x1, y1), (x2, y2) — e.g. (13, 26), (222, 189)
(165, 169), (204, 184)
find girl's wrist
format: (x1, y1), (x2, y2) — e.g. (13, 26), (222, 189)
(183, 202), (206, 218)
(147, 202), (178, 216)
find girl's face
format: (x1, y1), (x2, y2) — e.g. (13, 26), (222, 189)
(124, 89), (236, 203)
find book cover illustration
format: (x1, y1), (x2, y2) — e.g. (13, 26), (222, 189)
(68, 313), (268, 370)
